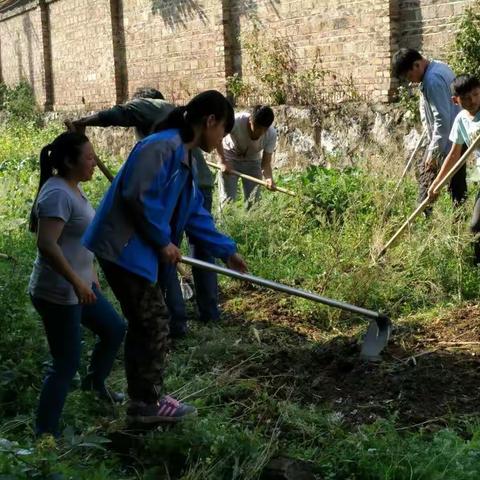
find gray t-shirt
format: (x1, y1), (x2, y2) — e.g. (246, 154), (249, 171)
(29, 176), (95, 305)
(223, 112), (277, 163)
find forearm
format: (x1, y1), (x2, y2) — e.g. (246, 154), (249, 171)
(216, 143), (228, 166)
(73, 113), (104, 127)
(261, 154), (274, 180)
(433, 151), (461, 188)
(38, 242), (83, 287)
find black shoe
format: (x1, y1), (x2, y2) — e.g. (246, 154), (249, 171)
(169, 322), (188, 339)
(82, 380), (125, 404)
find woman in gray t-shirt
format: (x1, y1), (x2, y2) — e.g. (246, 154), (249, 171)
(28, 132), (126, 437)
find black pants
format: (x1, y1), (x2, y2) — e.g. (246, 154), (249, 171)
(471, 190), (480, 264)
(418, 161), (468, 207)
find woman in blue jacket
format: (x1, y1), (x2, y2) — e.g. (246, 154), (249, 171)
(83, 90), (247, 424)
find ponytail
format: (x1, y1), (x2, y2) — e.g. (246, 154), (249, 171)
(29, 144), (54, 233)
(152, 106), (195, 143)
(29, 132), (89, 233)
(152, 90), (234, 143)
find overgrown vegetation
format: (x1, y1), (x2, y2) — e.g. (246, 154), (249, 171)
(3, 83), (480, 478)
(449, 0), (480, 78)
(0, 80), (41, 124)
(226, 19), (360, 107)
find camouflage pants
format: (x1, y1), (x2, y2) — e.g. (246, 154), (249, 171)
(98, 258), (170, 403)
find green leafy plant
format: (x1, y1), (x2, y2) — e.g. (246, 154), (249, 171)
(0, 80), (41, 124)
(449, 0), (480, 77)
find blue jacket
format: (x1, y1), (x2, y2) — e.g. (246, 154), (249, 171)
(83, 129), (236, 283)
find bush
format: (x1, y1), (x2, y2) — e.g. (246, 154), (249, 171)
(449, 0), (480, 78)
(0, 80), (41, 124)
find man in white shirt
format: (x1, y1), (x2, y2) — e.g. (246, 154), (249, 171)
(217, 105), (277, 208)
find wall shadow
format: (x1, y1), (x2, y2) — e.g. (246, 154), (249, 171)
(397, 0), (423, 51)
(151, 0), (208, 29)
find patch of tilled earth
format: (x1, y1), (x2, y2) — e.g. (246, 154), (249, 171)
(238, 304), (480, 427)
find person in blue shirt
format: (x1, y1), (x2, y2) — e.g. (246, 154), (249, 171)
(429, 75), (480, 264)
(83, 90), (248, 424)
(392, 48), (467, 211)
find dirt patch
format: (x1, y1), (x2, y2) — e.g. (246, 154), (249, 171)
(225, 293), (480, 428)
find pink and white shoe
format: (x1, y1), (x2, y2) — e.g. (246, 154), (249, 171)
(127, 395), (197, 424)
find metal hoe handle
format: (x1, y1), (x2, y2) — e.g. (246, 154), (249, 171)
(181, 256), (383, 321)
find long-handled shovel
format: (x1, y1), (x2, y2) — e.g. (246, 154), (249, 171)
(383, 128), (427, 217)
(181, 256), (392, 359)
(206, 160), (297, 197)
(379, 134), (480, 257)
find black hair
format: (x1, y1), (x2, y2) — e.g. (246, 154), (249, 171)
(392, 48), (423, 78)
(451, 75), (480, 97)
(29, 131), (89, 233)
(132, 87), (165, 100)
(152, 90), (234, 143)
(251, 105), (274, 128)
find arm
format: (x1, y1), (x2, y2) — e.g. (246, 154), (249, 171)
(37, 218), (96, 304)
(216, 141), (233, 173)
(261, 128), (277, 189)
(428, 143), (463, 200)
(120, 143), (180, 263)
(185, 190), (247, 272)
(69, 103), (143, 132)
(424, 77), (455, 167)
(261, 151), (275, 190)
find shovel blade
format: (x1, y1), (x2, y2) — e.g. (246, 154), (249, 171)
(360, 316), (391, 360)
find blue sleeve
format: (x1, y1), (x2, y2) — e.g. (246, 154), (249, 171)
(424, 75), (454, 157)
(185, 187), (237, 260)
(120, 141), (173, 250)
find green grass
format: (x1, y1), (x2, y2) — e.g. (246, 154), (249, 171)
(2, 120), (480, 479)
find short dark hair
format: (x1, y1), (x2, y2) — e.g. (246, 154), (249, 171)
(451, 75), (480, 97)
(132, 87), (164, 100)
(251, 105), (274, 128)
(392, 48), (423, 78)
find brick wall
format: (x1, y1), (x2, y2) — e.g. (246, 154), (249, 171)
(48, 0), (116, 110)
(121, 0), (226, 103)
(398, 0), (474, 58)
(0, 3), (46, 106)
(227, 0), (395, 101)
(0, 0), (475, 110)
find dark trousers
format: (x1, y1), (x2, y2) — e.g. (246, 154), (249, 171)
(418, 147), (468, 209)
(98, 258), (170, 404)
(470, 190), (480, 264)
(163, 186), (220, 329)
(32, 286), (126, 436)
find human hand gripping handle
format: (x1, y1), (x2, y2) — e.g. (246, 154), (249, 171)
(159, 243), (182, 264)
(264, 177), (276, 191)
(226, 253), (248, 273)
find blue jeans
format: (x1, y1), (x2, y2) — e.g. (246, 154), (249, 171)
(31, 285), (126, 436)
(162, 186), (220, 330)
(191, 188), (220, 321)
